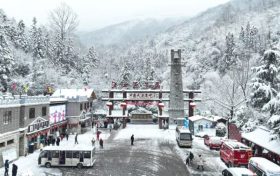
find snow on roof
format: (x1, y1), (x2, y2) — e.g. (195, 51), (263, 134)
(224, 141), (251, 150)
(52, 89), (95, 99)
(176, 126), (191, 133)
(242, 126), (280, 155)
(188, 115), (215, 122)
(43, 144), (95, 151)
(107, 110), (127, 117)
(50, 97), (67, 103)
(249, 157), (280, 173)
(209, 115), (226, 121)
(228, 168), (255, 175)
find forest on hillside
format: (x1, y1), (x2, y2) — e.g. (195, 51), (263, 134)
(1, 0), (280, 139)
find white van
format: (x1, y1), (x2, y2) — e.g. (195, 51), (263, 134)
(248, 157), (280, 176)
(176, 126), (192, 147)
(222, 168), (256, 176)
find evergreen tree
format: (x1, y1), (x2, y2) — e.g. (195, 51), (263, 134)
(118, 63), (132, 88)
(29, 18), (45, 83)
(0, 27), (14, 92)
(15, 20), (29, 52)
(82, 46), (98, 84)
(250, 50), (280, 110)
(219, 33), (236, 74)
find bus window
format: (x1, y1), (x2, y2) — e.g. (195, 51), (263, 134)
(60, 151), (66, 164)
(40, 151), (48, 158)
(83, 151), (91, 158)
(181, 133), (191, 140)
(80, 152), (84, 162)
(48, 151), (52, 161)
(66, 151), (72, 158)
(52, 151), (59, 158)
(73, 151), (80, 158)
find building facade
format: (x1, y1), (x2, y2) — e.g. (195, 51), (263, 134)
(0, 96), (50, 167)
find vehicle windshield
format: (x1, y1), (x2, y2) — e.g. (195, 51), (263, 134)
(180, 133), (191, 140)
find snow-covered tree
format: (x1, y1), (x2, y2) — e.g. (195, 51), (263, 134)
(219, 33), (237, 74)
(0, 27), (14, 92)
(118, 63), (132, 88)
(82, 46), (99, 84)
(15, 20), (29, 52)
(250, 49), (280, 110)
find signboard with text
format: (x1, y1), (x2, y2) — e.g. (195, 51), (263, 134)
(128, 93), (159, 100)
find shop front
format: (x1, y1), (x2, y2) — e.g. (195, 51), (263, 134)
(25, 117), (50, 153)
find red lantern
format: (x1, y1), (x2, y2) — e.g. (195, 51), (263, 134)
(106, 102), (113, 107)
(190, 102), (196, 108)
(158, 103), (164, 109)
(120, 102), (127, 109)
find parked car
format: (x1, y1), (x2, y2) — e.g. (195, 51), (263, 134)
(204, 136), (223, 150)
(222, 168), (256, 176)
(248, 157), (280, 176)
(220, 141), (252, 167)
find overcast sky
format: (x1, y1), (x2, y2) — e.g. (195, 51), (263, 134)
(0, 0), (230, 31)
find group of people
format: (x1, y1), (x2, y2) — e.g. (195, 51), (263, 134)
(4, 160), (18, 176)
(185, 152), (205, 171)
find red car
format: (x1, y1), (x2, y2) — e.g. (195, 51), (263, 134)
(220, 141), (252, 167)
(204, 136), (223, 150)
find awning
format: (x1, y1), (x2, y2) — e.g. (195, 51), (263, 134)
(26, 128), (50, 138)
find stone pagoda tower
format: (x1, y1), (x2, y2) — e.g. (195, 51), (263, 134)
(169, 49), (185, 121)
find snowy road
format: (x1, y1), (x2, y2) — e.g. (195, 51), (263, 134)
(0, 124), (227, 176)
(60, 126), (189, 176)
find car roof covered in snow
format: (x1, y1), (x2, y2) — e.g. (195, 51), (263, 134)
(223, 141), (251, 150)
(249, 157), (280, 174)
(176, 126), (191, 133)
(42, 145), (95, 151)
(227, 167), (255, 176)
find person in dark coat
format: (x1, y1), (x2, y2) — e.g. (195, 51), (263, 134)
(131, 134), (134, 145)
(190, 151), (194, 162)
(75, 133), (78, 144)
(99, 138), (103, 149)
(4, 160), (9, 176)
(51, 137), (55, 146)
(56, 137), (60, 146)
(12, 163), (18, 176)
(66, 133), (69, 141)
(186, 153), (190, 165)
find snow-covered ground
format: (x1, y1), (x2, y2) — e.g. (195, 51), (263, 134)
(1, 124), (227, 175)
(115, 124), (227, 175)
(0, 127), (111, 176)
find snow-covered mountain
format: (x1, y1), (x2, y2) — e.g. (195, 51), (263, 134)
(79, 18), (187, 47)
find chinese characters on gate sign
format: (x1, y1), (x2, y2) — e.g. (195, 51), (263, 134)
(128, 93), (159, 100)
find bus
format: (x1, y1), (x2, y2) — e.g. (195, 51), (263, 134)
(248, 157), (280, 176)
(38, 145), (96, 169)
(176, 126), (192, 147)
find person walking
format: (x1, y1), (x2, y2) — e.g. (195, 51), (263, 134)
(186, 152), (190, 165)
(12, 163), (18, 176)
(91, 137), (96, 146)
(97, 130), (101, 141)
(66, 132), (69, 141)
(4, 160), (9, 176)
(99, 138), (103, 149)
(75, 133), (78, 144)
(190, 151), (194, 162)
(51, 137), (55, 146)
(197, 154), (205, 171)
(56, 137), (60, 146)
(131, 134), (134, 145)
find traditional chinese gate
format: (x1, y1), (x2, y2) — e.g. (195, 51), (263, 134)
(102, 86), (201, 129)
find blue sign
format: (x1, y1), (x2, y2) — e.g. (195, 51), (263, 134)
(184, 118), (189, 128)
